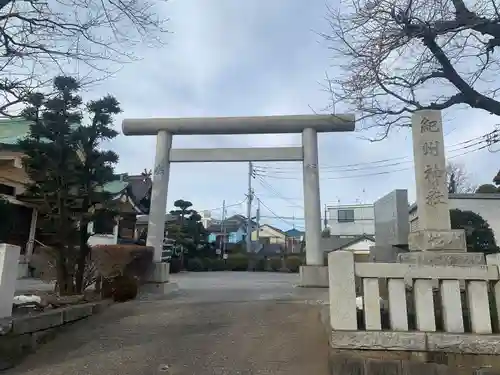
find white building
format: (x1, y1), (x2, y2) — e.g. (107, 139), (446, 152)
(409, 193), (500, 242)
(326, 204), (375, 236)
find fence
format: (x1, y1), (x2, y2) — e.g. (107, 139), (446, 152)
(328, 251), (500, 335)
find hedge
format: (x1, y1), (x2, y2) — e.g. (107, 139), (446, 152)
(184, 254), (304, 273)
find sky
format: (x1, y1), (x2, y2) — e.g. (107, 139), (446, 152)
(83, 0), (500, 230)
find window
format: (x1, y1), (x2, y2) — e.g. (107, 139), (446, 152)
(338, 209), (355, 223)
(0, 184), (15, 196)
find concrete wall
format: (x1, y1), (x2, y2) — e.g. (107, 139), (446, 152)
(327, 204), (375, 236)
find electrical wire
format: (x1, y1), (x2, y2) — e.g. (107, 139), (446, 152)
(254, 195), (296, 227)
(254, 129), (498, 172)
(254, 139), (496, 181)
(200, 198), (247, 213)
(255, 175), (304, 208)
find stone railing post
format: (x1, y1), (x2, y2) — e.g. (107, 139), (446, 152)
(0, 243), (21, 318)
(328, 251), (357, 330)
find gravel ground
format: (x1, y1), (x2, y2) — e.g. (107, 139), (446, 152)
(7, 272), (330, 375)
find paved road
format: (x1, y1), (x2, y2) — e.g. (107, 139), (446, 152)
(8, 272), (330, 375)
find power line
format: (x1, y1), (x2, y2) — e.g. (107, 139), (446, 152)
(254, 129), (498, 172)
(200, 198), (247, 213)
(254, 140), (495, 181)
(254, 195), (295, 227)
(254, 175), (304, 208)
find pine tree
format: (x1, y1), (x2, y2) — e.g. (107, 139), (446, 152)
(19, 76), (121, 295)
(73, 96), (121, 292)
(19, 76), (83, 295)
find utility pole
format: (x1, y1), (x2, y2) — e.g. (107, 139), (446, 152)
(221, 199), (226, 258)
(246, 162), (253, 254)
(256, 198), (260, 248)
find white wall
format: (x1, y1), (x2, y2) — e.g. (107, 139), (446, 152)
(327, 204), (375, 236)
(87, 221), (119, 247)
(252, 225), (286, 243)
(342, 239), (375, 254)
(409, 195), (500, 243)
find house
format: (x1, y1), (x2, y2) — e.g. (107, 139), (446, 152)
(0, 118), (151, 277)
(326, 203), (375, 236)
(284, 228), (304, 253)
(409, 193), (500, 243)
(86, 173), (153, 247)
(206, 215), (256, 249)
(321, 234), (375, 257)
(252, 224), (286, 245)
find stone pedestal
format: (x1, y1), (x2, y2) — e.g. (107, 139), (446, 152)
(141, 262), (178, 295)
(408, 229), (467, 252)
(299, 265), (328, 287)
(0, 244), (21, 318)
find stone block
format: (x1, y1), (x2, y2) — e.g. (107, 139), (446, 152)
(299, 265), (328, 287)
(328, 352), (365, 375)
(374, 189), (410, 246)
(12, 310), (63, 335)
(146, 262), (170, 283)
(330, 331), (426, 351)
(426, 333), (500, 354)
(411, 110), (451, 231)
(365, 359), (400, 375)
(401, 362), (451, 375)
(398, 252), (485, 266)
(408, 229), (466, 252)
(62, 304), (94, 323)
(370, 245), (408, 263)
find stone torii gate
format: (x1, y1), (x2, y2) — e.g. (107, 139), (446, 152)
(122, 114), (355, 290)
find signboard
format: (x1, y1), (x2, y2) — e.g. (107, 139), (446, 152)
(216, 249), (221, 255)
(223, 253), (228, 260)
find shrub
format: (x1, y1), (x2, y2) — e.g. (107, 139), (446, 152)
(169, 258), (182, 273)
(111, 275), (138, 302)
(254, 258), (266, 271)
(226, 254), (249, 271)
(270, 257), (282, 271)
(187, 258), (205, 272)
(211, 259), (227, 271)
(286, 256), (303, 273)
(91, 245), (153, 281)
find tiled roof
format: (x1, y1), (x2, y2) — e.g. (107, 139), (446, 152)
(0, 118), (31, 145)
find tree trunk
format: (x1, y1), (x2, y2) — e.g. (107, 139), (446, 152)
(56, 248), (75, 296)
(75, 226), (90, 293)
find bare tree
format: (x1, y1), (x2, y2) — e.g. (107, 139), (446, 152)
(447, 162), (476, 193)
(323, 0), (500, 138)
(0, 0), (168, 115)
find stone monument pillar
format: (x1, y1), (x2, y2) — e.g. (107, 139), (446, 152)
(398, 110), (484, 266)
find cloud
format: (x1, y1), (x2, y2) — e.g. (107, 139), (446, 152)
(83, 0), (498, 231)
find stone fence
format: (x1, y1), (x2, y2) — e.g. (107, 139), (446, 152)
(0, 300), (112, 370)
(327, 251), (500, 373)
